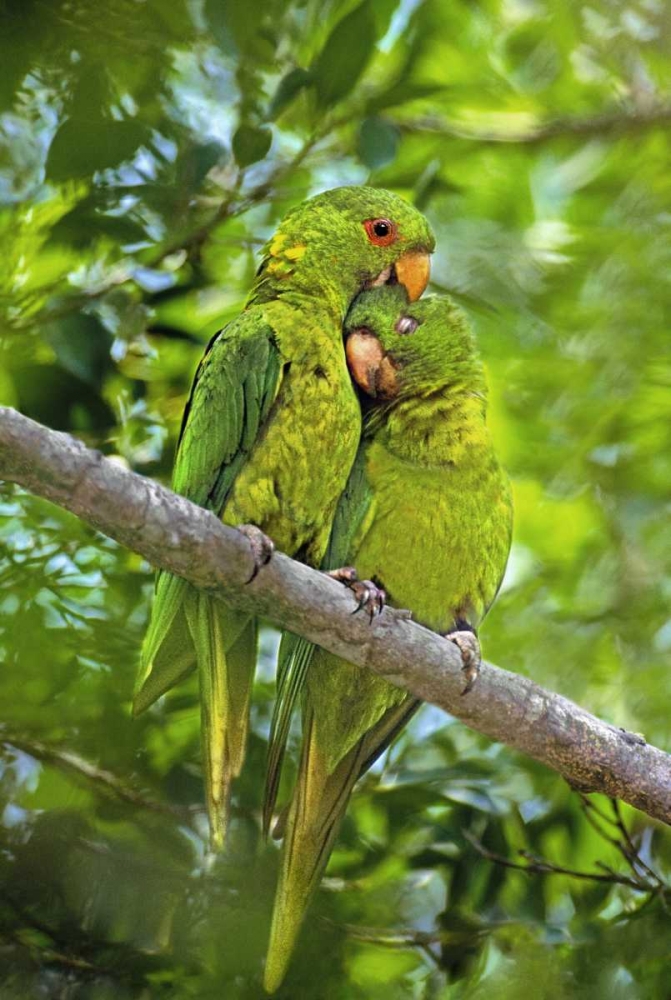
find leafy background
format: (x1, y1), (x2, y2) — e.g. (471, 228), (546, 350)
(1, 0), (671, 997)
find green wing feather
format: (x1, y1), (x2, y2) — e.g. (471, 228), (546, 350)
(135, 314), (282, 848)
(184, 592), (258, 850)
(262, 446), (372, 834)
(263, 634), (314, 836)
(134, 316), (282, 712)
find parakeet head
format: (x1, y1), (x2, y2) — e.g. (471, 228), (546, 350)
(251, 186), (434, 314)
(345, 285), (485, 401)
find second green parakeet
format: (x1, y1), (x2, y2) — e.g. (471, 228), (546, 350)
(263, 284), (513, 992)
(134, 188), (434, 850)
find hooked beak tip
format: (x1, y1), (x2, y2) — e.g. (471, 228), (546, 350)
(395, 250), (431, 301)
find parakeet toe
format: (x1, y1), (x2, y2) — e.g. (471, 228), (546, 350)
(446, 629), (481, 695)
(237, 523), (275, 583)
(349, 579), (386, 621)
(326, 565), (359, 585)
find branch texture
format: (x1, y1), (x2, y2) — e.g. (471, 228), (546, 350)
(403, 102), (671, 145)
(1, 407), (669, 827)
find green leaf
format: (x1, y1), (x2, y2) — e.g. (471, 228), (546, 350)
(357, 116), (400, 169)
(367, 81), (450, 113)
(46, 119), (150, 182)
(148, 0), (195, 39)
(48, 196), (148, 250)
(232, 124), (272, 167)
(268, 68), (312, 120)
(178, 141), (227, 190)
(312, 1), (376, 109)
(45, 315), (113, 390)
(205, 0), (258, 55)
(0, 367), (17, 408)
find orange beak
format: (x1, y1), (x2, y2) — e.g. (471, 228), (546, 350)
(346, 330), (400, 399)
(395, 250), (431, 301)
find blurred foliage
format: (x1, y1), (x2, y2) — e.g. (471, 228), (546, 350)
(1, 0), (671, 996)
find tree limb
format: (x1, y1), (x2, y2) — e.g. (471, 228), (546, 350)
(1, 406), (669, 827)
(402, 102), (671, 145)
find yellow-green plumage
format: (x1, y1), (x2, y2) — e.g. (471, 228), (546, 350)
(134, 188), (434, 849)
(263, 285), (513, 992)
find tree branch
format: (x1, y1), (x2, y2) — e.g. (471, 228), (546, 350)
(1, 406), (669, 827)
(462, 829), (668, 897)
(1, 733), (196, 820)
(402, 101), (671, 145)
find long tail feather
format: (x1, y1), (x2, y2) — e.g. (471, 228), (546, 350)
(263, 696), (413, 993)
(186, 593), (256, 851)
(263, 634), (315, 835)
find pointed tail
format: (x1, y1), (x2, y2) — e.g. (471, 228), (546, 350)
(263, 693), (416, 993)
(186, 592), (257, 851)
(263, 713), (361, 993)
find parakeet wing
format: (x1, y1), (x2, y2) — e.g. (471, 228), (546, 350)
(173, 317), (283, 509)
(136, 315), (283, 710)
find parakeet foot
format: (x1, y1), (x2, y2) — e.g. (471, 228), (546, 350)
(237, 524), (274, 583)
(327, 567), (386, 622)
(445, 626), (481, 695)
(350, 579), (386, 621)
(327, 566), (359, 585)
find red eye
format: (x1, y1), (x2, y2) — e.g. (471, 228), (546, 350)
(363, 218), (397, 247)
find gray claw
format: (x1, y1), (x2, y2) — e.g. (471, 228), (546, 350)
(328, 567), (386, 622)
(350, 579), (385, 622)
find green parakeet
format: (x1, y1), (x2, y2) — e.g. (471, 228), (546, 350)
(263, 285), (513, 992)
(134, 188), (434, 850)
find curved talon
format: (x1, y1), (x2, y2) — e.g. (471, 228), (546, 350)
(328, 566), (386, 622)
(352, 583), (371, 615)
(445, 628), (481, 695)
(237, 523), (274, 583)
(350, 580), (386, 622)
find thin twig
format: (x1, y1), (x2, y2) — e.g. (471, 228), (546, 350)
(0, 929), (109, 977)
(579, 797), (664, 888)
(6, 128), (326, 334)
(1, 890), (172, 982)
(609, 798), (663, 886)
(463, 830), (665, 896)
(1, 733), (197, 820)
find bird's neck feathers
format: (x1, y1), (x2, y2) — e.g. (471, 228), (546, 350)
(369, 358), (491, 467)
(247, 228), (358, 321)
